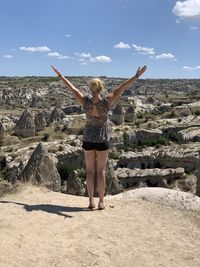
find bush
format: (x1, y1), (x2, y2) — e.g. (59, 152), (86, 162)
(57, 164), (75, 181)
(42, 133), (50, 142)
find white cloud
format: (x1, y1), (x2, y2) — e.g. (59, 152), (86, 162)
(183, 65), (200, 70)
(190, 26), (198, 30)
(75, 52), (112, 64)
(132, 44), (155, 55)
(176, 18), (181, 23)
(48, 52), (60, 57)
(173, 0), (200, 20)
(114, 42), (131, 49)
(3, 54), (13, 59)
(74, 52), (92, 58)
(155, 53), (177, 61)
(65, 34), (71, 37)
(90, 55), (112, 63)
(20, 46), (51, 52)
(48, 52), (69, 59)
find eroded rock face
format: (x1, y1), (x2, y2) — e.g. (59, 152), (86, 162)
(177, 127), (200, 143)
(18, 143), (61, 191)
(117, 148), (198, 172)
(14, 109), (35, 137)
(116, 167), (185, 189)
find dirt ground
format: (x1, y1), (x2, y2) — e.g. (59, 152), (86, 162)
(0, 184), (200, 267)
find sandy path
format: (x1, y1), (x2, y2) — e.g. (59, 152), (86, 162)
(0, 184), (200, 267)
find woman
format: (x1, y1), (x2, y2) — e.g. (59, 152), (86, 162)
(51, 64), (147, 210)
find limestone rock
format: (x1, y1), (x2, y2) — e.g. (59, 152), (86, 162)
(18, 143), (61, 191)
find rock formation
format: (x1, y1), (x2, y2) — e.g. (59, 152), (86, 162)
(0, 121), (4, 141)
(18, 143), (61, 191)
(14, 109), (35, 137)
(111, 104), (125, 125)
(35, 111), (47, 131)
(48, 107), (65, 124)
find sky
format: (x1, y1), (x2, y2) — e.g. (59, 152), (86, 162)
(1, 0), (200, 78)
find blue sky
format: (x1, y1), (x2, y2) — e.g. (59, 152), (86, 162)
(1, 0), (200, 78)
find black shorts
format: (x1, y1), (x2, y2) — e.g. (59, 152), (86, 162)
(82, 141), (110, 151)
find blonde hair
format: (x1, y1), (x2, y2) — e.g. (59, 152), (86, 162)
(89, 78), (105, 94)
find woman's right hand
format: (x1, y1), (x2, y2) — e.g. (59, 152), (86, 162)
(51, 65), (62, 77)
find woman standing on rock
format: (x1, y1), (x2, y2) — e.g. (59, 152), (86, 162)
(51, 65), (147, 209)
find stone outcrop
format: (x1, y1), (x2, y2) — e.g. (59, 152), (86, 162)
(14, 109), (35, 137)
(18, 143), (61, 191)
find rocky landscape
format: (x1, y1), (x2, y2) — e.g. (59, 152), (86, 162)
(1, 76), (200, 198)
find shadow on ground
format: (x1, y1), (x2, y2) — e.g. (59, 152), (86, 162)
(0, 200), (91, 218)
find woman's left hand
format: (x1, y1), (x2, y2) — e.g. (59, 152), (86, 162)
(136, 65), (147, 78)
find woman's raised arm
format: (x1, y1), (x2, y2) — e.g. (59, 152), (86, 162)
(51, 65), (84, 106)
(107, 65), (147, 106)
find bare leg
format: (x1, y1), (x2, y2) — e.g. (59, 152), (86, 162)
(96, 150), (109, 209)
(84, 150), (96, 208)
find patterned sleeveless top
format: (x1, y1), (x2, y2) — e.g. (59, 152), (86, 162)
(83, 95), (112, 143)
